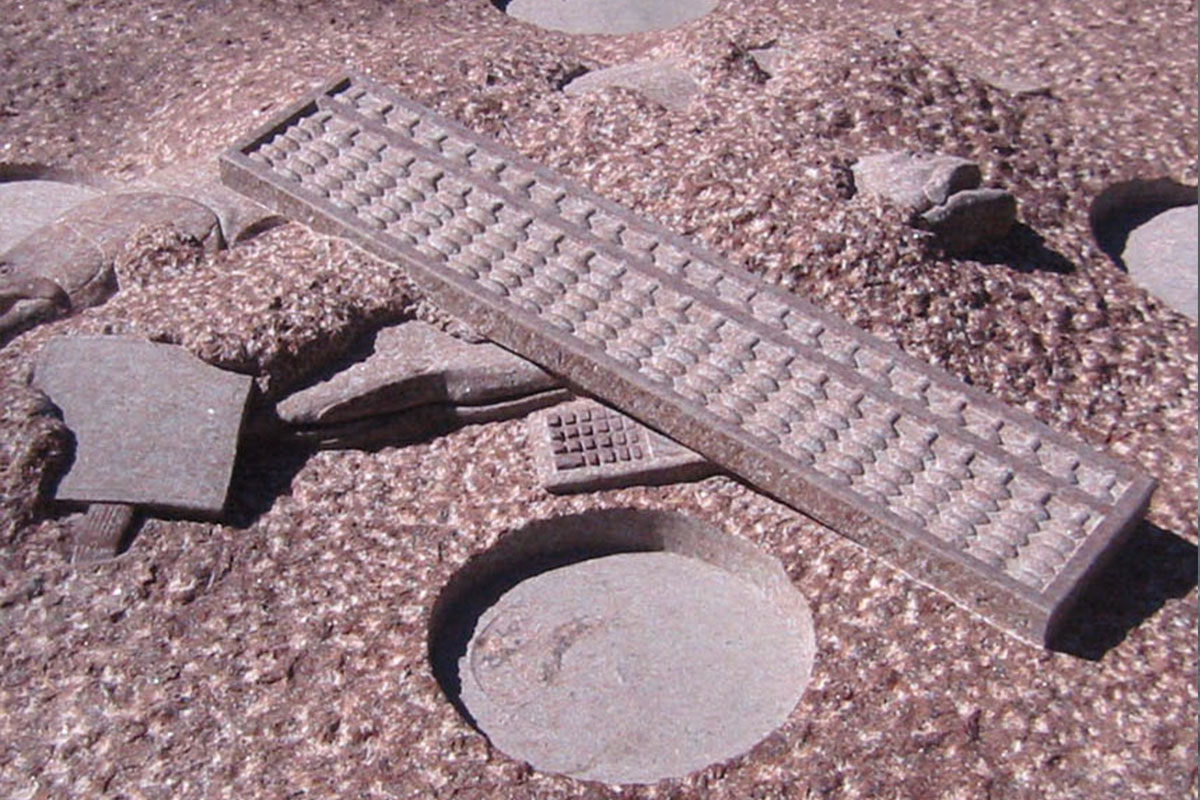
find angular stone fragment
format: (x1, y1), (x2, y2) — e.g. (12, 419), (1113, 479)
(276, 321), (561, 426)
(32, 336), (252, 515)
(919, 187), (1018, 254)
(563, 61), (700, 111)
(746, 46), (793, 78)
(1122, 204), (1198, 319)
(531, 399), (716, 492)
(853, 151), (982, 214)
(503, 0), (718, 35)
(71, 503), (136, 563)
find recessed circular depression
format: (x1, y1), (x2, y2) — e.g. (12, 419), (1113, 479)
(496, 0), (719, 35)
(429, 509), (816, 785)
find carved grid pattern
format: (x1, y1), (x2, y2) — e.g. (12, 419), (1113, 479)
(545, 406), (650, 471)
(241, 87), (1136, 593)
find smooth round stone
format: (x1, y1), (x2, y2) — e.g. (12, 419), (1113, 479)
(1122, 204), (1198, 319)
(503, 0), (718, 35)
(460, 551), (815, 784)
(0, 180), (102, 254)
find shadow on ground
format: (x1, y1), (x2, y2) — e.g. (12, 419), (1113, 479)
(969, 223), (1076, 274)
(1049, 520), (1197, 661)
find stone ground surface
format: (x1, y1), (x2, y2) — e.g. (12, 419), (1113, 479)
(0, 1), (1196, 798)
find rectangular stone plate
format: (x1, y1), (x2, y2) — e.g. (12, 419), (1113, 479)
(219, 73), (1155, 644)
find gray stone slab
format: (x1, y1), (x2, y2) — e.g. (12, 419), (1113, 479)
(531, 398), (715, 492)
(277, 320), (561, 425)
(0, 179), (103, 254)
(460, 551), (815, 784)
(32, 336), (252, 515)
(219, 73), (1156, 644)
(1122, 204), (1198, 320)
(852, 151), (982, 214)
(503, 0), (718, 35)
(563, 61), (700, 112)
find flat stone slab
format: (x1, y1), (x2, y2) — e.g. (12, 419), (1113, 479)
(503, 0), (718, 35)
(32, 336), (252, 515)
(1122, 204), (1198, 319)
(277, 320), (560, 425)
(220, 73), (1155, 644)
(563, 61), (700, 112)
(531, 398), (715, 492)
(0, 179), (103, 254)
(460, 551), (815, 784)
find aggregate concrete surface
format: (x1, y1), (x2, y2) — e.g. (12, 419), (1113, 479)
(0, 1), (1196, 798)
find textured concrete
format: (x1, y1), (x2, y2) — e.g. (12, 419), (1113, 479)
(460, 550), (815, 784)
(0, 1), (1194, 798)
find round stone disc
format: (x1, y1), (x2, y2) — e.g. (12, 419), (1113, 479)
(459, 551), (815, 784)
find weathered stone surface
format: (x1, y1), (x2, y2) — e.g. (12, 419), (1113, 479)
(563, 61), (700, 112)
(919, 187), (1018, 253)
(70, 503), (136, 563)
(1122, 204), (1198, 319)
(852, 151), (982, 214)
(0, 192), (221, 313)
(277, 321), (560, 426)
(130, 159), (283, 245)
(531, 399), (715, 492)
(65, 192), (222, 260)
(460, 550), (815, 784)
(503, 0), (718, 35)
(0, 179), (103, 254)
(32, 336), (252, 515)
(0, 222), (112, 309)
(222, 74), (1156, 644)
(291, 388), (572, 450)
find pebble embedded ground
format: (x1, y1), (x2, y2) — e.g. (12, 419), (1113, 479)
(0, 1), (1194, 798)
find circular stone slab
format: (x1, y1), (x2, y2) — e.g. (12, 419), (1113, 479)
(1122, 204), (1197, 319)
(459, 550), (815, 784)
(502, 0), (718, 35)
